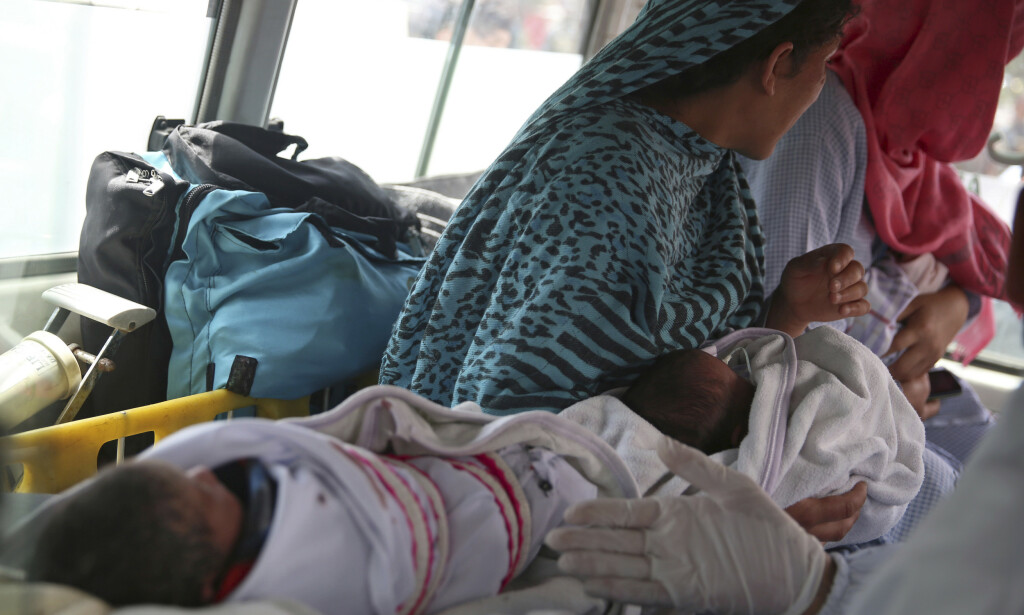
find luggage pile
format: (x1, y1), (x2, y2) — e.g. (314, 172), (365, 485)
(78, 122), (438, 415)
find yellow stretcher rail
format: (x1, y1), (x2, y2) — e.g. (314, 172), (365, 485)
(1, 390), (309, 494)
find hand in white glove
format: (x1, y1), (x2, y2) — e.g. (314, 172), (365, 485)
(546, 437), (829, 614)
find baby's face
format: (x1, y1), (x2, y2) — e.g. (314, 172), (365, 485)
(182, 465), (244, 557)
(140, 461), (244, 559)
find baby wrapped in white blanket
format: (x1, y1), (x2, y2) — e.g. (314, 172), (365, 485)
(23, 385), (639, 615)
(562, 326), (925, 547)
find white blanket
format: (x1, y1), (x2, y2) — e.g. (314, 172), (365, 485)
(301, 386), (642, 614)
(19, 386), (638, 615)
(562, 327), (925, 547)
(295, 385), (638, 501)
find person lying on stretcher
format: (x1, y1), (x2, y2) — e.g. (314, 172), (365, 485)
(25, 393), (616, 614)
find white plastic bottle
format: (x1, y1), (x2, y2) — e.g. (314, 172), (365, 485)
(0, 331), (81, 427)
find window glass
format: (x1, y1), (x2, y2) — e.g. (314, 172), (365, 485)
(270, 0), (594, 183)
(953, 54), (1024, 369)
(410, 0), (591, 52)
(427, 0), (593, 177)
(0, 0), (211, 259)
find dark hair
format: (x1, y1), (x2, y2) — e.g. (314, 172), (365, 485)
(623, 349), (752, 455)
(639, 0), (859, 100)
(27, 462), (223, 607)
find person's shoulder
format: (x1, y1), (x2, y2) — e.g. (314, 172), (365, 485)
(522, 100), (690, 209)
(741, 73), (865, 179)
(792, 72), (864, 144)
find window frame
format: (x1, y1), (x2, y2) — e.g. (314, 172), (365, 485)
(415, 0), (605, 178)
(197, 0), (608, 177)
(194, 0), (299, 126)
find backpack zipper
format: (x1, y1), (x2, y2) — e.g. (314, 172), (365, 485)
(168, 184), (218, 263)
(126, 167), (165, 197)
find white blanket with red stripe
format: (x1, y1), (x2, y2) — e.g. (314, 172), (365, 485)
(143, 386), (637, 615)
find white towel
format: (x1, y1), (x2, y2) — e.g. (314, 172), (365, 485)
(735, 326), (925, 546)
(562, 327), (926, 546)
(561, 392), (690, 497)
(20, 386), (636, 615)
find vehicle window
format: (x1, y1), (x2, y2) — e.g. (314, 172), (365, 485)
(953, 53), (1024, 370)
(0, 0), (212, 260)
(270, 0), (594, 183)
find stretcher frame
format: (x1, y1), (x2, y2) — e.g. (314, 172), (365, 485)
(1, 390), (308, 494)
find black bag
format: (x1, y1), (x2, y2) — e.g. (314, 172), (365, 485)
(77, 123), (421, 416)
(163, 122), (418, 254)
(77, 152), (192, 418)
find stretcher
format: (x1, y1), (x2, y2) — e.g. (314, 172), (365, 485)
(1, 390), (309, 494)
(0, 282), (328, 494)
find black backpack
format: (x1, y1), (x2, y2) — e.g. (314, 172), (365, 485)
(76, 122), (420, 418)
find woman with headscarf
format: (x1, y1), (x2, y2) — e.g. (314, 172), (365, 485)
(741, 0), (1024, 460)
(381, 0), (862, 416)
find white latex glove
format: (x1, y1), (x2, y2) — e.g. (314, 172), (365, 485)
(546, 437), (827, 614)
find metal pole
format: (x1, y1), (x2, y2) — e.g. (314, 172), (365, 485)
(56, 329), (126, 424)
(43, 307), (70, 335)
(415, 0), (476, 179)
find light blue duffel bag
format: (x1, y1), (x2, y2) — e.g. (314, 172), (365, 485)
(164, 187), (425, 401)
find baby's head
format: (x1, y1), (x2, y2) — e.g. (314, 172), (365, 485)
(623, 348), (755, 454)
(27, 460), (243, 607)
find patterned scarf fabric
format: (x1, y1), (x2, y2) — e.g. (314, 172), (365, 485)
(381, 0), (802, 414)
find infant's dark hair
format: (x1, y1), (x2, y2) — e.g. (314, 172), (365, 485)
(27, 462), (222, 607)
(623, 349), (753, 454)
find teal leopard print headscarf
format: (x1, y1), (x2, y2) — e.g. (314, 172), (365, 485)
(382, 0), (801, 413)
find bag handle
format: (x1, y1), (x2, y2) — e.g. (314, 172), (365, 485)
(198, 121), (309, 160)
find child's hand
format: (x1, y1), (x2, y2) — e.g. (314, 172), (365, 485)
(769, 243), (869, 336)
